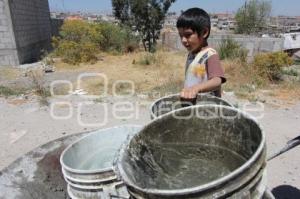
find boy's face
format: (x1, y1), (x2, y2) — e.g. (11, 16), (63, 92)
(178, 28), (207, 54)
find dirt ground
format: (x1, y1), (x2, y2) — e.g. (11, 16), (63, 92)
(0, 93), (300, 197)
(1, 54), (300, 198)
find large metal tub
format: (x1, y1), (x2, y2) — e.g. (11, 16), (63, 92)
(117, 105), (266, 199)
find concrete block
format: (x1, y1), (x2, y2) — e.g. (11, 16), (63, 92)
(3, 32), (11, 38)
(0, 19), (7, 26)
(0, 25), (7, 31)
(1, 37), (11, 43)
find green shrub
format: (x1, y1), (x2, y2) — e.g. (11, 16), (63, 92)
(218, 37), (248, 62)
(52, 20), (139, 64)
(59, 20), (102, 43)
(134, 53), (156, 65)
(52, 20), (100, 64)
(98, 23), (139, 53)
(253, 52), (293, 81)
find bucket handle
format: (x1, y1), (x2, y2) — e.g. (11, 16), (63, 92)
(268, 135), (300, 161)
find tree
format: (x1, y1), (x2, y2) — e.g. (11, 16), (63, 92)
(112, 0), (176, 52)
(235, 0), (272, 34)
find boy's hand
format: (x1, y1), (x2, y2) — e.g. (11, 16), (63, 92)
(180, 85), (200, 99)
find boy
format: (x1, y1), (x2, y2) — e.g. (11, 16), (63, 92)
(176, 8), (226, 99)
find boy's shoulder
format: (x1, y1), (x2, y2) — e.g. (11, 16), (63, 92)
(201, 46), (217, 54)
(186, 47), (219, 65)
(196, 47), (218, 62)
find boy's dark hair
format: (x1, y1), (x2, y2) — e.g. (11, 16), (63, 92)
(176, 8), (211, 39)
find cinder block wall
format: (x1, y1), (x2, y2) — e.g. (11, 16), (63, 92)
(9, 0), (52, 64)
(162, 31), (284, 57)
(0, 0), (19, 66)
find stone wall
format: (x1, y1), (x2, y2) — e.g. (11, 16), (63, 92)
(0, 0), (19, 66)
(9, 0), (52, 64)
(0, 0), (51, 66)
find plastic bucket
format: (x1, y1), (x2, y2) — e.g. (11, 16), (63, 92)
(117, 105), (266, 199)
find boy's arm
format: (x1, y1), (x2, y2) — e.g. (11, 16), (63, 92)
(180, 77), (222, 99)
(181, 53), (226, 99)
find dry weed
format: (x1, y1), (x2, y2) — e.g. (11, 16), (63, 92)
(53, 51), (185, 96)
(27, 69), (50, 106)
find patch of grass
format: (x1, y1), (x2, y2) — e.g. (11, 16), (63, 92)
(269, 82), (300, 102)
(79, 77), (106, 96)
(223, 58), (267, 89)
(48, 50), (186, 96)
(0, 68), (21, 81)
(281, 68), (299, 76)
(51, 84), (71, 96)
(218, 37), (248, 62)
(222, 58), (268, 101)
(151, 70), (183, 97)
(133, 53), (157, 66)
(234, 84), (257, 101)
(294, 60), (300, 65)
(151, 80), (183, 97)
(0, 86), (26, 97)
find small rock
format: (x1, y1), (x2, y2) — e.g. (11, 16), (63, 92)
(42, 61), (55, 73)
(259, 99), (266, 103)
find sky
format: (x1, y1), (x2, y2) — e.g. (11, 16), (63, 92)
(48, 0), (300, 16)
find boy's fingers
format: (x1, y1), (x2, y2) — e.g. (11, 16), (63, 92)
(180, 90), (185, 97)
(181, 89), (196, 99)
(187, 91), (193, 99)
(183, 90), (189, 98)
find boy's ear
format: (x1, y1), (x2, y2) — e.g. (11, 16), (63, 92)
(202, 27), (209, 39)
